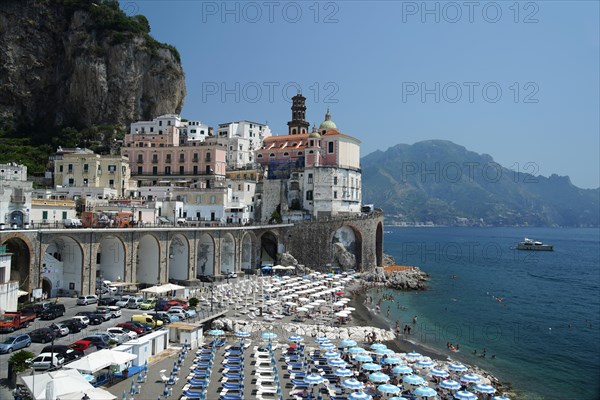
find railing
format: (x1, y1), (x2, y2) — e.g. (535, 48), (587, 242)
(10, 220), (294, 231)
(10, 195), (26, 203)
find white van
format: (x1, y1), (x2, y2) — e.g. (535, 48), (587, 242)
(63, 218), (83, 228)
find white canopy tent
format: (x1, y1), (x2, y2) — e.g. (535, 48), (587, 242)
(58, 387), (116, 400)
(64, 349), (137, 374)
(141, 283), (186, 295)
(21, 370), (94, 400)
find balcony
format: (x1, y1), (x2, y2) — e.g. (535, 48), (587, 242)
(10, 196), (26, 203)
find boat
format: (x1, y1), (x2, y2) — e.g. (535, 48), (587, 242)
(516, 238), (554, 251)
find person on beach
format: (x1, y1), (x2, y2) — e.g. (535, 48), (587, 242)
(412, 315), (418, 324)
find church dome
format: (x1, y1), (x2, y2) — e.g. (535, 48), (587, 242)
(309, 124), (321, 138)
(319, 108), (337, 131)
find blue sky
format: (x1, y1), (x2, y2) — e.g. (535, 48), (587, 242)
(120, 1), (599, 188)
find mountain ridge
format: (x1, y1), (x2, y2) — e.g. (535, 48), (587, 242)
(361, 140), (599, 227)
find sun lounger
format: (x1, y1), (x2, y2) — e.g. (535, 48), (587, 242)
(182, 389), (207, 399)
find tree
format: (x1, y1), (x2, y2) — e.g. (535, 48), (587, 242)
(9, 350), (35, 374)
(188, 297), (199, 308)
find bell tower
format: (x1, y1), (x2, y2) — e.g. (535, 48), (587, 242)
(287, 92), (310, 135)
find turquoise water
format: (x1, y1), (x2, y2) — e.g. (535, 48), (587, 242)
(371, 227), (600, 400)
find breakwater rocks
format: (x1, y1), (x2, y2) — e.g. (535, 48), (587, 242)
(212, 318), (396, 342)
(361, 266), (429, 290)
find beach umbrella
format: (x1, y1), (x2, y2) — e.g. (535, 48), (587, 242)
(474, 384), (497, 394)
(323, 350), (340, 359)
(439, 379), (462, 391)
(328, 358), (347, 368)
(460, 373), (481, 384)
(429, 368), (449, 378)
(315, 336), (330, 343)
(122, 390), (127, 400)
(377, 383), (401, 395)
(207, 329), (225, 336)
(403, 374), (425, 386)
(368, 372), (390, 383)
(235, 331), (251, 338)
(261, 332), (277, 340)
(389, 397), (409, 400)
(348, 347), (366, 354)
(454, 391), (478, 400)
(342, 378), (365, 391)
(304, 373), (325, 385)
(340, 339), (357, 347)
(392, 365), (413, 375)
(361, 362), (383, 371)
(405, 352), (423, 362)
(334, 368), (354, 377)
(448, 362), (468, 372)
(381, 356), (403, 365)
(414, 386), (437, 397)
(492, 396), (511, 400)
(288, 335), (304, 342)
(354, 354), (373, 363)
(371, 343), (387, 350)
(415, 359), (436, 369)
(348, 392), (372, 400)
(320, 342), (336, 350)
(376, 348), (395, 355)
(129, 381), (136, 395)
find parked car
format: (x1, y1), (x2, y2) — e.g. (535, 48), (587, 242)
(40, 345), (83, 362)
(154, 311), (179, 324)
(91, 308), (112, 321)
(139, 298), (158, 310)
(29, 327), (56, 344)
(71, 315), (90, 327)
(98, 297), (119, 306)
(63, 218), (83, 228)
(61, 319), (84, 334)
(76, 312), (102, 325)
(19, 302), (53, 316)
(40, 304), (66, 320)
(126, 297), (144, 309)
(77, 295), (98, 305)
(224, 271), (238, 279)
(127, 321), (153, 332)
(107, 327), (138, 340)
(115, 295), (134, 308)
(49, 322), (70, 337)
(116, 322), (144, 335)
(29, 353), (65, 370)
(81, 334), (111, 349)
(169, 306), (196, 319)
(70, 340), (93, 352)
(167, 308), (187, 320)
(97, 306), (121, 319)
(131, 314), (164, 329)
(0, 334), (31, 354)
(105, 330), (129, 344)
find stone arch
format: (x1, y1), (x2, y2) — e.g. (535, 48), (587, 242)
(220, 233), (235, 274)
(241, 232), (256, 272)
(331, 225), (363, 271)
(376, 222), (383, 267)
(1, 236), (33, 293)
(169, 234), (189, 281)
(44, 236), (84, 297)
(41, 277), (52, 298)
(96, 235), (126, 284)
(259, 231), (279, 265)
(197, 233), (215, 277)
(136, 234), (161, 285)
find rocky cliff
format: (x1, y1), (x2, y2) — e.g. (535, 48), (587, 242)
(0, 0), (186, 132)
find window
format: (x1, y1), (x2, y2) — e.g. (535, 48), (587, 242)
(108, 165), (116, 173)
(42, 211), (48, 220)
(269, 153), (275, 158)
(334, 191), (338, 199)
(83, 178), (88, 186)
(193, 153), (199, 162)
(137, 166), (142, 174)
(328, 142), (334, 153)
(193, 166), (198, 174)
(137, 155), (143, 163)
(165, 166), (171, 175)
(68, 178), (74, 185)
(179, 154), (184, 162)
(152, 166), (158, 175)
(257, 154), (263, 158)
(333, 176), (338, 185)
(308, 173), (313, 184)
(210, 195), (216, 204)
(109, 179), (114, 188)
(298, 151), (303, 156)
(166, 154), (171, 163)
(83, 164), (89, 172)
(152, 154), (158, 163)
(179, 166), (184, 174)
(59, 165), (63, 172)
(68, 164), (73, 172)
(206, 152), (211, 161)
(306, 190), (313, 200)
(62, 211), (67, 219)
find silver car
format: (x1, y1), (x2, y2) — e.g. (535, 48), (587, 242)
(30, 353), (65, 370)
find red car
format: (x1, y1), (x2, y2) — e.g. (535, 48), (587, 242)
(116, 322), (144, 335)
(70, 340), (93, 352)
(166, 300), (188, 310)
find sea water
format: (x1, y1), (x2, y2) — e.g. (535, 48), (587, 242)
(369, 227), (600, 400)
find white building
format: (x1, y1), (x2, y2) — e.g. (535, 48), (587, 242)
(0, 163), (33, 228)
(0, 245), (19, 312)
(214, 120), (272, 168)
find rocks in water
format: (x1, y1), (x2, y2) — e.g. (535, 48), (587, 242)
(382, 253), (396, 267)
(361, 265), (429, 290)
(333, 242), (357, 270)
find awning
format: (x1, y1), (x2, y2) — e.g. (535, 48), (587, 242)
(58, 387), (116, 400)
(17, 290), (28, 296)
(64, 349), (137, 373)
(21, 370), (94, 400)
(158, 217), (170, 224)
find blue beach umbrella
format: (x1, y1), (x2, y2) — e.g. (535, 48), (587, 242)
(348, 347), (366, 354)
(261, 332), (277, 340)
(381, 356), (403, 365)
(415, 359), (436, 368)
(342, 378), (365, 391)
(376, 348), (395, 355)
(392, 365), (413, 375)
(403, 374), (425, 386)
(492, 396), (511, 400)
(414, 386), (437, 397)
(438, 379), (462, 391)
(340, 339), (357, 347)
(361, 362), (382, 371)
(323, 350), (340, 359)
(429, 367), (449, 378)
(320, 342), (336, 350)
(288, 335), (304, 342)
(315, 336), (330, 343)
(354, 354), (373, 363)
(328, 358), (347, 368)
(129, 380), (136, 395)
(405, 352), (423, 362)
(389, 397), (409, 400)
(122, 390), (127, 400)
(370, 343), (387, 350)
(304, 373), (325, 385)
(448, 362), (468, 372)
(348, 391), (373, 400)
(368, 372), (390, 383)
(460, 373), (481, 384)
(377, 383), (401, 395)
(334, 368), (354, 377)
(454, 391), (478, 400)
(474, 384), (497, 394)
(207, 329), (224, 336)
(235, 331), (251, 338)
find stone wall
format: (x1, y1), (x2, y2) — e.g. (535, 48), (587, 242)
(284, 211), (384, 272)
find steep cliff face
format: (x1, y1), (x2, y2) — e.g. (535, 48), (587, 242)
(0, 0), (186, 131)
